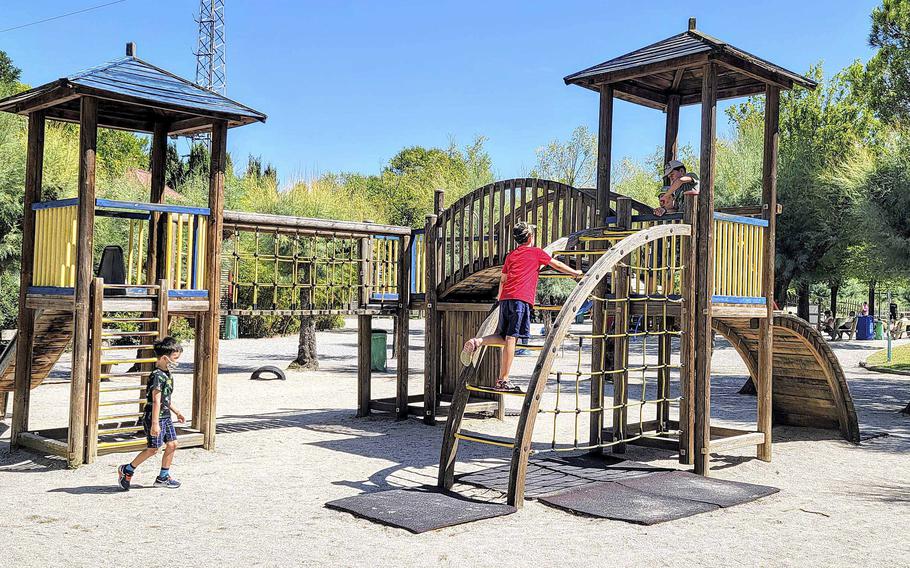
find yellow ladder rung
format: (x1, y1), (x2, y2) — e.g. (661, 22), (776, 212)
(97, 438), (148, 450)
(99, 372), (150, 379)
(99, 384), (146, 393)
(101, 317), (160, 323)
(97, 425), (145, 436)
(466, 384), (527, 397)
(454, 432), (515, 449)
(98, 412), (144, 422)
(98, 399), (147, 407)
(100, 358), (158, 365)
(101, 344), (155, 351)
(102, 331), (160, 338)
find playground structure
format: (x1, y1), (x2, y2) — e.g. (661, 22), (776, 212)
(0, 22), (859, 488)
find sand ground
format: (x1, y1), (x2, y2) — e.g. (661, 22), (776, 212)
(2, 318), (908, 568)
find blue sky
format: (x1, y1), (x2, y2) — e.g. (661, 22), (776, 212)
(1, 0), (880, 185)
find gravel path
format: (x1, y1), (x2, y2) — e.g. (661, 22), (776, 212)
(2, 318), (908, 567)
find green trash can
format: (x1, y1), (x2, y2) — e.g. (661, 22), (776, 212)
(371, 329), (388, 372)
(222, 315), (239, 340)
(874, 320), (885, 340)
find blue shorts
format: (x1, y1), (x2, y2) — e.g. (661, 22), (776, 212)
(143, 416), (177, 449)
(496, 299), (532, 339)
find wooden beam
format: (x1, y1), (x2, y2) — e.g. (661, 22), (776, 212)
(11, 110), (45, 449)
(357, 315), (372, 417)
(612, 82), (668, 109)
(671, 68), (685, 91)
(148, 121), (169, 283)
(758, 85), (780, 462)
(222, 210), (411, 237)
(84, 277), (104, 463)
(680, 82), (768, 106)
(395, 234), (412, 420)
(693, 62), (718, 476)
(3, 81), (77, 114)
(664, 94), (681, 170)
(423, 214), (439, 425)
(611, 198), (633, 454)
(708, 431), (766, 453)
(201, 120), (227, 450)
(69, 96), (98, 468)
(570, 52), (711, 88)
(596, 85), (614, 223)
(679, 195), (698, 465)
(713, 53), (793, 90)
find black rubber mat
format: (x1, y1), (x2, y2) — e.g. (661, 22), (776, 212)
(457, 457), (664, 499)
(617, 470), (779, 508)
(539, 481), (719, 525)
(325, 488), (516, 533)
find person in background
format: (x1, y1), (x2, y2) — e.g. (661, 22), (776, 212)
(653, 159), (700, 216)
(862, 302), (869, 316)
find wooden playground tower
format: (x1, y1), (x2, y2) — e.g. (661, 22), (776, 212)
(434, 19), (859, 505)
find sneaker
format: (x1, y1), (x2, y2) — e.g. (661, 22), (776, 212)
(494, 381), (523, 393)
(460, 338), (481, 367)
(117, 465), (133, 491)
(154, 475), (181, 489)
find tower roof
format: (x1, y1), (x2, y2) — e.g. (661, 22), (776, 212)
(564, 25), (817, 109)
(0, 48), (266, 135)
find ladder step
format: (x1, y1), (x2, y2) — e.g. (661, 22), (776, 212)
(98, 399), (147, 407)
(102, 331), (160, 338)
(99, 384), (146, 393)
(466, 384), (527, 397)
(98, 412), (144, 422)
(97, 425), (145, 436)
(454, 431), (515, 449)
(99, 371), (149, 378)
(103, 284), (159, 289)
(98, 438), (148, 450)
(101, 344), (155, 351)
(102, 317), (160, 323)
(100, 358), (158, 365)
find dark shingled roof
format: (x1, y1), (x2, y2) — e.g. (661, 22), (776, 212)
(0, 54), (266, 135)
(564, 28), (817, 110)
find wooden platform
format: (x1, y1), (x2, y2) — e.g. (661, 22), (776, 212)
(713, 312), (860, 443)
(25, 292), (209, 313)
(15, 426), (204, 459)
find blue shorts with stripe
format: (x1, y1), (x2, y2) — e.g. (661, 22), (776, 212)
(496, 299), (532, 339)
(143, 416), (177, 449)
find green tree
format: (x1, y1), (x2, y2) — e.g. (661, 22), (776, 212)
(531, 126), (596, 187)
(866, 0), (910, 125)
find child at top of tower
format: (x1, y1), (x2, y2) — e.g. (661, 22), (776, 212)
(460, 221), (582, 392)
(654, 159), (700, 216)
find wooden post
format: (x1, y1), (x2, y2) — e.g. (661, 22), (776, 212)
(596, 85), (614, 224)
(357, 315), (372, 417)
(192, 313), (204, 429)
(757, 85), (780, 462)
(69, 96), (98, 468)
(200, 120), (227, 449)
(611, 197), (632, 453)
(85, 277), (104, 463)
(0, 392), (7, 420)
(11, 110), (44, 448)
(395, 234), (412, 420)
(423, 214), (439, 425)
(679, 195), (698, 464)
(664, 94), (680, 169)
(693, 62), (718, 476)
(147, 121), (168, 283)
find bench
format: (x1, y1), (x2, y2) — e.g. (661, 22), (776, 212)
(832, 318), (857, 341)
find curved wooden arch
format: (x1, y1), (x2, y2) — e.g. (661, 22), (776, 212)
(712, 313), (860, 444)
(435, 179), (652, 299)
(505, 224), (692, 506)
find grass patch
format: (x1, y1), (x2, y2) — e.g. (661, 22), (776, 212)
(866, 342), (910, 372)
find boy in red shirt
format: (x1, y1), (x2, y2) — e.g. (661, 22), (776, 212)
(461, 221), (582, 391)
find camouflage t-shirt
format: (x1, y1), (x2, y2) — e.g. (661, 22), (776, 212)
(669, 172), (699, 210)
(145, 368), (173, 420)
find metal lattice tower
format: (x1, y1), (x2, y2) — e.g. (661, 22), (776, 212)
(193, 0), (225, 144)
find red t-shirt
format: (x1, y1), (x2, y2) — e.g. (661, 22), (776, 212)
(499, 245), (552, 305)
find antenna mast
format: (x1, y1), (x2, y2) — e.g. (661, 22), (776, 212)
(193, 0), (226, 145)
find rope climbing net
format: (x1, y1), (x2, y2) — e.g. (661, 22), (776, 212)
(223, 226), (403, 315)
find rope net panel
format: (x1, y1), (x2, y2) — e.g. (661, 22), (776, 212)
(223, 227), (402, 314)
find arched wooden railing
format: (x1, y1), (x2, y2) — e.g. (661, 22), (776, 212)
(429, 179), (652, 296)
